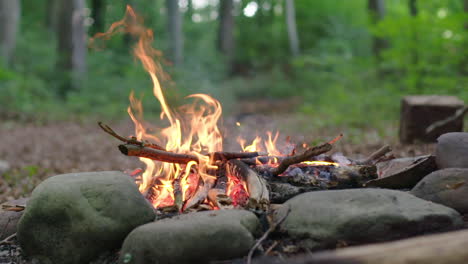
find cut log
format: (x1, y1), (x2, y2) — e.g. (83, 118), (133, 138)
(399, 95), (464, 143)
(227, 160), (269, 210)
(257, 229), (468, 264)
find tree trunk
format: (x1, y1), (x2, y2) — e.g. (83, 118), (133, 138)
(217, 0), (235, 62)
(166, 0), (183, 65)
(46, 0), (61, 32)
(409, 0), (418, 16)
(408, 0), (420, 88)
(285, 0), (300, 57)
(0, 0), (20, 66)
(56, 0), (87, 95)
(368, 0), (387, 61)
(91, 0), (106, 35)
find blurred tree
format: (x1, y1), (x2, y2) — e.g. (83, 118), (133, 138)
(46, 0), (60, 32)
(285, 0), (300, 56)
(408, 0), (419, 87)
(166, 0), (183, 65)
(408, 0), (418, 16)
(368, 0), (387, 61)
(0, 0), (20, 66)
(90, 0), (106, 35)
(218, 0), (235, 65)
(56, 0), (87, 95)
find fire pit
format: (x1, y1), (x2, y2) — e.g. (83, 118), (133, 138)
(94, 6), (382, 215)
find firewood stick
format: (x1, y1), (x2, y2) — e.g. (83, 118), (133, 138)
(271, 143), (333, 176)
(228, 160), (269, 210)
(210, 151), (267, 161)
(98, 122), (166, 150)
(183, 177), (215, 210)
(119, 144), (199, 164)
(119, 143), (268, 165)
(355, 145), (392, 165)
(207, 188), (232, 209)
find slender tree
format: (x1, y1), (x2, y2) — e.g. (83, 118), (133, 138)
(285, 0), (300, 56)
(409, 0), (418, 16)
(368, 0), (387, 61)
(91, 0), (106, 35)
(56, 0), (87, 95)
(166, 0), (183, 65)
(46, 0), (60, 32)
(218, 0), (235, 61)
(0, 0), (20, 66)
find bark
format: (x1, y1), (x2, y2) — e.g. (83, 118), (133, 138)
(56, 0), (87, 95)
(166, 0), (183, 65)
(91, 0), (106, 35)
(218, 0), (235, 61)
(0, 0), (20, 65)
(285, 0), (300, 56)
(367, 0), (387, 61)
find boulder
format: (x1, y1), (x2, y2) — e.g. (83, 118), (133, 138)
(274, 189), (462, 251)
(119, 210), (260, 264)
(17, 171), (155, 264)
(436, 132), (468, 169)
(411, 168), (468, 213)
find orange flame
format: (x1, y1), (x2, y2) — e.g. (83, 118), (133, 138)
(97, 6), (223, 208)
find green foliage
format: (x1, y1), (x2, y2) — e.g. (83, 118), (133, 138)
(1, 0), (466, 129)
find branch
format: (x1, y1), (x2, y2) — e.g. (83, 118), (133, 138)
(98, 122), (166, 150)
(271, 137), (337, 176)
(246, 205), (291, 264)
(119, 144), (198, 164)
(355, 145), (392, 165)
(425, 106), (468, 135)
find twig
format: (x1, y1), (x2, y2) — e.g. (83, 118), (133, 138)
(0, 233), (16, 245)
(355, 145), (392, 165)
(98, 122), (166, 150)
(271, 135), (339, 176)
(425, 106), (468, 135)
(264, 241), (279, 256)
(246, 205), (291, 264)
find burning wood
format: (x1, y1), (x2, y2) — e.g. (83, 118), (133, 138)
(271, 134), (342, 176)
(208, 189), (233, 209)
(227, 160), (269, 210)
(119, 144), (198, 164)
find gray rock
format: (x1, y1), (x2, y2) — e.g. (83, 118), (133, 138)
(0, 198), (28, 240)
(17, 171), (155, 264)
(274, 189), (462, 251)
(119, 210), (260, 264)
(436, 132), (468, 169)
(411, 168), (468, 213)
(0, 160), (10, 176)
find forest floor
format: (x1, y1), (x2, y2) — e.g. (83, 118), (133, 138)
(0, 113), (436, 203)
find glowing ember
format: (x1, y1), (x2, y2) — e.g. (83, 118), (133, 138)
(301, 161), (339, 166)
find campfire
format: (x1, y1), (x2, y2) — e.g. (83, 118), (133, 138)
(97, 6), (387, 214)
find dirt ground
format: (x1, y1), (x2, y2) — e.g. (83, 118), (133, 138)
(0, 114), (436, 203)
